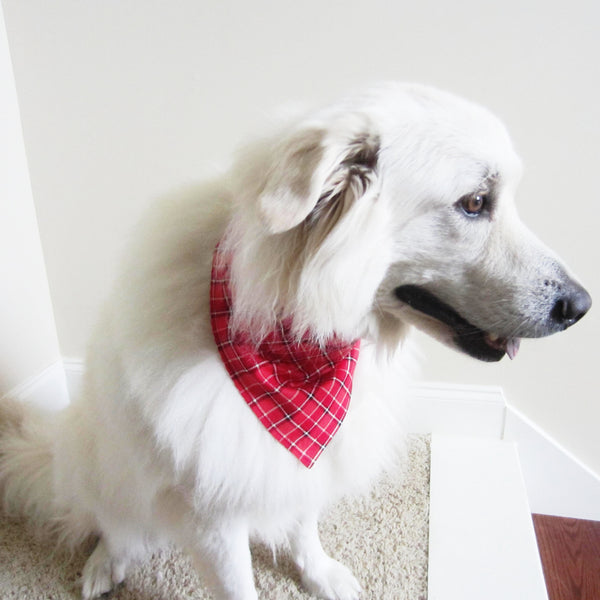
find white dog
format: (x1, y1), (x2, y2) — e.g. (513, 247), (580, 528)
(0, 83), (591, 600)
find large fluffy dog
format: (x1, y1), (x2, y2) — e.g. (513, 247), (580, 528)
(0, 84), (591, 599)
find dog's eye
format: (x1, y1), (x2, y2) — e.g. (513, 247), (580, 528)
(459, 193), (487, 217)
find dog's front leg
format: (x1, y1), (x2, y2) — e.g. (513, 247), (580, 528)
(289, 514), (361, 600)
(188, 519), (258, 600)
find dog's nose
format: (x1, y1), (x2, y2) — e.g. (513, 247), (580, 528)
(550, 283), (592, 329)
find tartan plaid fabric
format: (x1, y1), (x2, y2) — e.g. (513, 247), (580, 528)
(210, 244), (361, 468)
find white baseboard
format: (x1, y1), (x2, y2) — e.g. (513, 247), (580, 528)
(408, 382), (506, 438)
(62, 357), (85, 401)
(2, 360), (69, 410)
(410, 382), (600, 521)
(7, 359), (600, 520)
(504, 405), (600, 521)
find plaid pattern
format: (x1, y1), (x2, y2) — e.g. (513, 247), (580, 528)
(210, 244), (360, 468)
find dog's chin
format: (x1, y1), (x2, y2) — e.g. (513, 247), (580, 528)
(393, 285), (520, 363)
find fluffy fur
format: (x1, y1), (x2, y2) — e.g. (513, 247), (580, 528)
(0, 83), (590, 600)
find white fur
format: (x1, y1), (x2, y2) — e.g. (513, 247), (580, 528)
(0, 83), (588, 599)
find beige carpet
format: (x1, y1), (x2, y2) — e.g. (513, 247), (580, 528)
(0, 435), (430, 600)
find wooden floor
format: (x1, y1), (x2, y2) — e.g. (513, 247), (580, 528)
(533, 514), (600, 600)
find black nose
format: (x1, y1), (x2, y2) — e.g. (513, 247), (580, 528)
(550, 284), (592, 329)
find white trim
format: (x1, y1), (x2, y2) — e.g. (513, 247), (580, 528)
(2, 360), (69, 410)
(503, 405), (600, 521)
(409, 381), (600, 521)
(408, 382), (506, 438)
(62, 357), (85, 401)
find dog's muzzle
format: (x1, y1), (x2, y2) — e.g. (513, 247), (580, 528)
(394, 281), (591, 362)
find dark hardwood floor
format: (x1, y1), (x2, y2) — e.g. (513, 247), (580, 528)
(533, 514), (600, 600)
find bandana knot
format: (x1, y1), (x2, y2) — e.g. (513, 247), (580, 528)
(210, 244), (360, 468)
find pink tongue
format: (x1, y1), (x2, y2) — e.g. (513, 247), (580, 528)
(506, 338), (521, 360)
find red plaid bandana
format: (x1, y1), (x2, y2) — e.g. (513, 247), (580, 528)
(210, 244), (360, 468)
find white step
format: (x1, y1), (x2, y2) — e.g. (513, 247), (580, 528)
(427, 435), (548, 600)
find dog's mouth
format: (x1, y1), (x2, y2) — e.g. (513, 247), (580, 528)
(394, 285), (520, 362)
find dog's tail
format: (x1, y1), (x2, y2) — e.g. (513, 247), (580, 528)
(0, 398), (91, 547)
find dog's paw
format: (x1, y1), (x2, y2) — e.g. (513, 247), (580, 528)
(300, 556), (361, 600)
(81, 539), (126, 599)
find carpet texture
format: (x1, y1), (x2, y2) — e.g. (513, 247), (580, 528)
(0, 435), (430, 600)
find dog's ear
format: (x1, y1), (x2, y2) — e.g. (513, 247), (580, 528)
(257, 116), (380, 233)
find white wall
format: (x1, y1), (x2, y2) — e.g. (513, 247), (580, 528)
(2, 1), (599, 473)
(0, 5), (62, 397)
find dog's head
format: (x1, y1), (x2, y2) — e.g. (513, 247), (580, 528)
(226, 83), (591, 360)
